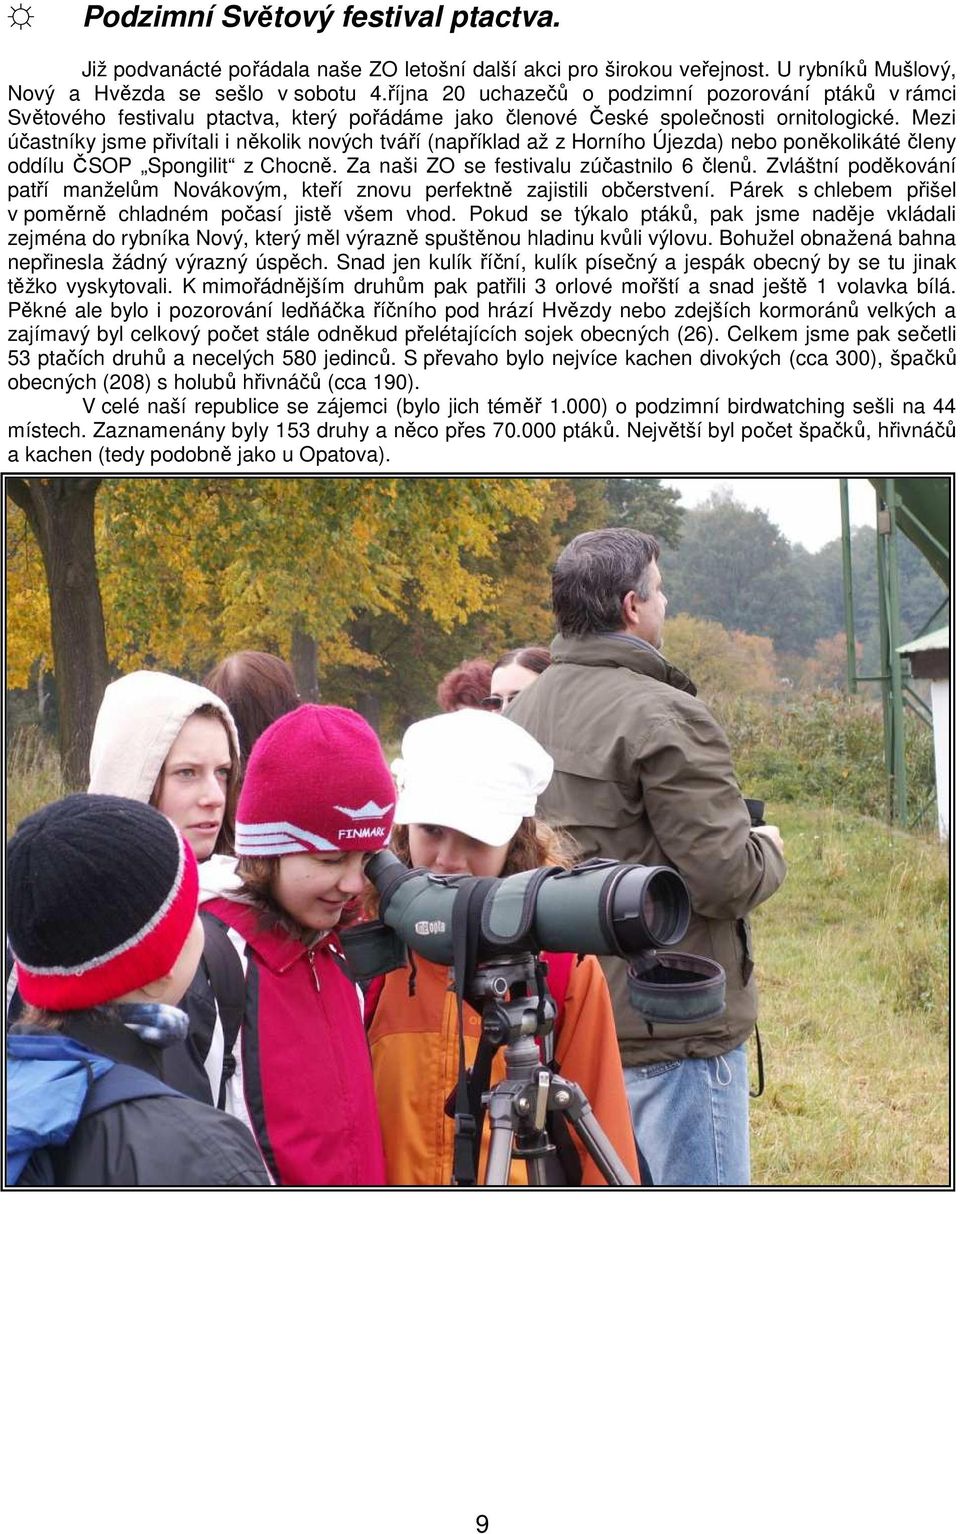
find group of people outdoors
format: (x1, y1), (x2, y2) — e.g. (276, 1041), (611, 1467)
(7, 527), (786, 1189)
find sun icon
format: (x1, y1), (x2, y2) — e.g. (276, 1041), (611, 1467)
(10, 3), (33, 24)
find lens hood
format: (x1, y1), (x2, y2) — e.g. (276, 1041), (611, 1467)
(627, 950), (726, 1026)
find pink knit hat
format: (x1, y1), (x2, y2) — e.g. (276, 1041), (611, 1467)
(235, 705), (395, 857)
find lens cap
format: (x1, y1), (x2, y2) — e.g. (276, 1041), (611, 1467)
(627, 950), (726, 1026)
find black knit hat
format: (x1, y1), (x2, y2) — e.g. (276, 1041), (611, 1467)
(7, 794), (199, 1011)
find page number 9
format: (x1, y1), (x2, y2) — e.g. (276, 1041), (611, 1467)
(476, 1519), (489, 1533)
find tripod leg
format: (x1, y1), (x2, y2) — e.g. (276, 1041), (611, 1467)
(482, 1070), (635, 1187)
(485, 1076), (569, 1186)
(524, 1147), (567, 1187)
(565, 1103), (636, 1186)
(485, 1091), (567, 1185)
(483, 1096), (517, 1185)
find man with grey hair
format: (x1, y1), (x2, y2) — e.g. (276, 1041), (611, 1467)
(508, 527), (786, 1185)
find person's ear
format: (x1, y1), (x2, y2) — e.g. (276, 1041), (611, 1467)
(621, 589), (640, 626)
(137, 973), (173, 1000)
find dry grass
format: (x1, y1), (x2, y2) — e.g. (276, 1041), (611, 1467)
(749, 805), (949, 1186)
(6, 728), (63, 837)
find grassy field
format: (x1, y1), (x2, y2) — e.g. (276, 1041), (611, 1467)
(749, 804), (949, 1187)
(6, 728), (63, 838)
(6, 732), (951, 1187)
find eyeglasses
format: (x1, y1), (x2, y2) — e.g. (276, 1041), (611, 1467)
(480, 693), (520, 711)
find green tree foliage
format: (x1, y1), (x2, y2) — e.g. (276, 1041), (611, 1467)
(8, 477), (551, 761)
(565, 478), (684, 546)
(663, 491), (827, 655)
(327, 480), (575, 735)
(799, 525), (948, 677)
(380, 476), (682, 732)
(663, 488), (947, 672)
(466, 478), (574, 655)
(7, 476), (689, 751)
(96, 478), (549, 677)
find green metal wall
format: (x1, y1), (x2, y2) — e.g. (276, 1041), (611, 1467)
(867, 477), (951, 584)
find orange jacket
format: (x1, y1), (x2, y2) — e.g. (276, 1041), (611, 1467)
(368, 953), (641, 1187)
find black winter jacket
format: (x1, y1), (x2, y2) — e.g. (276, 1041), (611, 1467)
(18, 1016), (269, 1188)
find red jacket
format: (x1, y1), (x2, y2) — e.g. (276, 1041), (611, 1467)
(204, 897), (386, 1187)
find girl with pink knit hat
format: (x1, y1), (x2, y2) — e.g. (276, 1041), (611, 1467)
(195, 704), (396, 1186)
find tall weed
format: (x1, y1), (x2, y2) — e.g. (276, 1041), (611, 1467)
(718, 693), (936, 825)
(6, 727), (62, 836)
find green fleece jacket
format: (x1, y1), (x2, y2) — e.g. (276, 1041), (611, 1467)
(508, 632), (786, 1066)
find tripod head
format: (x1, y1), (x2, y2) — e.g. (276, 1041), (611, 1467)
(466, 953), (556, 1051)
(461, 951), (588, 1185)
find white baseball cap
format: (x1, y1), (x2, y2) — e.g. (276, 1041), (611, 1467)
(393, 710), (554, 847)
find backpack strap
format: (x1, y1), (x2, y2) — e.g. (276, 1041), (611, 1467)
(450, 876), (499, 1186)
(199, 911), (246, 1056)
(183, 910), (247, 1107)
(14, 1059), (184, 1185)
(542, 951), (573, 1043)
(82, 1062), (184, 1118)
(363, 973), (386, 1031)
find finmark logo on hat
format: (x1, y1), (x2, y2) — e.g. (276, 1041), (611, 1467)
(236, 704), (397, 857)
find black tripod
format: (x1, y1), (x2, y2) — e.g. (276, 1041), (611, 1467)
(466, 957), (636, 1187)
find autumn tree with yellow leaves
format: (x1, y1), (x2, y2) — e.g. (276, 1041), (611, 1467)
(6, 476), (552, 782)
(661, 613), (778, 706)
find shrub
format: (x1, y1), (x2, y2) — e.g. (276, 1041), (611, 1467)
(663, 614), (777, 701)
(716, 693), (936, 826)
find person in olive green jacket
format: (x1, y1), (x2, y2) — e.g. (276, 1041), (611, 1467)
(508, 527), (786, 1186)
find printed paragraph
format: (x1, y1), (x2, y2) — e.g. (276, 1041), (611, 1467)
(5, 52), (957, 465)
